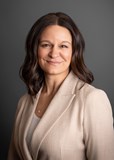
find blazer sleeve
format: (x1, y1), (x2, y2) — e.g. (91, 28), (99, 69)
(7, 129), (20, 160)
(7, 95), (27, 160)
(83, 89), (114, 160)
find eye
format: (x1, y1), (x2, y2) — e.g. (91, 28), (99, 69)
(60, 45), (68, 48)
(40, 43), (51, 48)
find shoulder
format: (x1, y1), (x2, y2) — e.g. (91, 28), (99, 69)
(70, 71), (107, 99)
(75, 80), (112, 114)
(79, 83), (113, 122)
(18, 93), (31, 105)
(16, 93), (33, 113)
(77, 80), (110, 104)
(83, 83), (111, 107)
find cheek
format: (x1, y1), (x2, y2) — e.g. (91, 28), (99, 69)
(37, 48), (48, 59)
(37, 48), (43, 58)
(64, 51), (72, 63)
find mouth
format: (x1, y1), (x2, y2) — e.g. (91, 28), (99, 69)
(45, 60), (63, 65)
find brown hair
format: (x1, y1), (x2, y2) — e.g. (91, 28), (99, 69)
(19, 12), (94, 96)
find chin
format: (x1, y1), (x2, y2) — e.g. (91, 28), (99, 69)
(44, 69), (69, 76)
(45, 71), (60, 75)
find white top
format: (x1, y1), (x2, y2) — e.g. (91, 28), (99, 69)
(26, 114), (40, 155)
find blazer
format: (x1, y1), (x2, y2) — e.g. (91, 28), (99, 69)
(8, 71), (114, 160)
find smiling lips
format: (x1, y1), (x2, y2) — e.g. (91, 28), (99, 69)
(45, 59), (63, 65)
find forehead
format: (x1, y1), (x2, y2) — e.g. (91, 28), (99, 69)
(40, 25), (72, 42)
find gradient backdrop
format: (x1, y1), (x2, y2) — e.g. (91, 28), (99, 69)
(0, 0), (114, 159)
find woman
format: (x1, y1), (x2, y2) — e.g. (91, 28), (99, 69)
(8, 12), (114, 160)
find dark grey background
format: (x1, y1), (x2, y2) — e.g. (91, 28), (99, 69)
(0, 0), (114, 159)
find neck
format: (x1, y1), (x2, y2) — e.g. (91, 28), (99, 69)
(42, 72), (69, 95)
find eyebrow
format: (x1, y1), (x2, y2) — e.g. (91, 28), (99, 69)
(39, 40), (71, 44)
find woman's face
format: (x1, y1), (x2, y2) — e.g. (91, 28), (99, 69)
(38, 25), (72, 77)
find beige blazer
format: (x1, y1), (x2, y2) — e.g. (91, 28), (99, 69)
(8, 71), (114, 160)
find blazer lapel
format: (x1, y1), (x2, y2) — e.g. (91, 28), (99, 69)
(19, 89), (42, 159)
(30, 71), (79, 160)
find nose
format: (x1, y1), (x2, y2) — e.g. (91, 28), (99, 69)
(48, 46), (59, 58)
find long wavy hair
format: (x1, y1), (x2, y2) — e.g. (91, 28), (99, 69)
(19, 12), (94, 96)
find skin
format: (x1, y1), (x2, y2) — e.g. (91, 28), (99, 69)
(35, 25), (72, 117)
